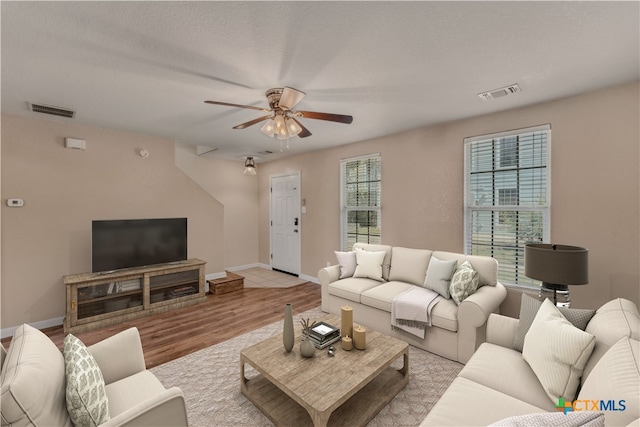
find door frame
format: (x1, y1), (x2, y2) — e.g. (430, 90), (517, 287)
(269, 171), (301, 275)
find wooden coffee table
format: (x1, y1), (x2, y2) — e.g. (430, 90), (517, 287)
(240, 314), (409, 427)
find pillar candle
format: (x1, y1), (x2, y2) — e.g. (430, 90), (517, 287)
(341, 335), (353, 351)
(353, 325), (366, 350)
(341, 305), (353, 339)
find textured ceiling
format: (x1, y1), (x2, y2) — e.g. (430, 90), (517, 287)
(2, 1), (638, 162)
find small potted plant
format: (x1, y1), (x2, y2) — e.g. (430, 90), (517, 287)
(299, 318), (317, 358)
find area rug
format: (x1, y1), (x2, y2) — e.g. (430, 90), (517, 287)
(150, 307), (463, 426)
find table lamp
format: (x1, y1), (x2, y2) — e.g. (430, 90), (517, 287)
(524, 243), (589, 307)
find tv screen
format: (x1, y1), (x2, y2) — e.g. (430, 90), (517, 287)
(92, 218), (187, 272)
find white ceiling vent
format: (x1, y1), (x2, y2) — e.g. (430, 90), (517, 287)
(28, 102), (76, 118)
(478, 84), (521, 101)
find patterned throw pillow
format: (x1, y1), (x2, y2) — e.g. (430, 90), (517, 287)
(449, 260), (479, 305)
(63, 334), (110, 427)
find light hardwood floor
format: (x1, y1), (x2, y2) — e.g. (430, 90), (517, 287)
(2, 282), (321, 369)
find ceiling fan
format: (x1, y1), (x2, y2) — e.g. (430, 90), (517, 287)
(204, 87), (353, 139)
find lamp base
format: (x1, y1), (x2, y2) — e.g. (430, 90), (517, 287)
(539, 283), (570, 308)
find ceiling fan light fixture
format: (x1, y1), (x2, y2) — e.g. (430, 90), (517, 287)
(243, 157), (257, 175)
(261, 119), (276, 137)
(286, 118), (302, 136)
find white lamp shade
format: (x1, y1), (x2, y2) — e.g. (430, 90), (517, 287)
(260, 119), (275, 137)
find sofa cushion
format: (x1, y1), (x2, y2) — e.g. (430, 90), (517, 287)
(334, 251), (357, 279)
(423, 256), (457, 298)
(459, 342), (556, 411)
(429, 298), (459, 332)
(577, 338), (639, 427)
(105, 370), (166, 417)
(353, 248), (386, 281)
(63, 334), (110, 427)
(360, 281), (414, 311)
(582, 298), (640, 381)
(513, 294), (595, 352)
(523, 299), (595, 403)
(0, 324), (73, 427)
(433, 251), (498, 287)
(328, 277), (382, 303)
(388, 247), (432, 286)
(449, 260), (480, 305)
(488, 411), (604, 427)
(352, 243), (392, 280)
(420, 376), (548, 427)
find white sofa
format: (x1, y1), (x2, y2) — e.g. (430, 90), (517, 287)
(1, 324), (188, 427)
(319, 243), (507, 363)
(422, 297), (640, 427)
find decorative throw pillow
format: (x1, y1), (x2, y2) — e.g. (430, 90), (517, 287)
(63, 334), (110, 427)
(353, 248), (386, 281)
(334, 251), (357, 279)
(449, 261), (479, 305)
(522, 299), (596, 404)
(513, 294), (595, 352)
(423, 256), (457, 298)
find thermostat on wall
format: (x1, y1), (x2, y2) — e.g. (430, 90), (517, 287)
(7, 198), (24, 207)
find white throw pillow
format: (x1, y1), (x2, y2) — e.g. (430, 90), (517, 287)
(334, 251), (357, 279)
(423, 256), (457, 298)
(64, 334), (110, 427)
(523, 298), (596, 404)
(353, 248), (386, 281)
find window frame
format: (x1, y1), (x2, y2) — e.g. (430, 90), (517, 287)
(464, 125), (551, 290)
(340, 153), (382, 251)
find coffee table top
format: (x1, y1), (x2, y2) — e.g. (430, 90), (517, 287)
(240, 314), (409, 414)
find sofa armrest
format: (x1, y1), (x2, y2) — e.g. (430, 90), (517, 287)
(457, 282), (507, 363)
(319, 265), (341, 312)
(89, 327), (146, 385)
(100, 387), (188, 427)
(486, 313), (519, 349)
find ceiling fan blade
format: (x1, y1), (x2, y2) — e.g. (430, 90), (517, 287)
(295, 110), (353, 124)
(232, 115), (272, 129)
(290, 117), (312, 138)
(204, 100), (268, 112)
(279, 87), (306, 110)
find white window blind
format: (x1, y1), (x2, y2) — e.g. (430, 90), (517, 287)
(464, 125), (550, 288)
(340, 154), (381, 251)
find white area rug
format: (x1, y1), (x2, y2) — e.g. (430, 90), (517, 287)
(150, 307), (463, 426)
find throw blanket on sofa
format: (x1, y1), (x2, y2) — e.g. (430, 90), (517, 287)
(391, 287), (442, 339)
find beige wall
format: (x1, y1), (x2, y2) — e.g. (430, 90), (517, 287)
(175, 144), (258, 268)
(1, 114), (224, 329)
(259, 82), (640, 311)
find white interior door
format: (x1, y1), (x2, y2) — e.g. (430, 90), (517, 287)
(270, 173), (300, 275)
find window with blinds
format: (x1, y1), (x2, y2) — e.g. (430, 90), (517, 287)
(340, 154), (381, 251)
(464, 125), (550, 288)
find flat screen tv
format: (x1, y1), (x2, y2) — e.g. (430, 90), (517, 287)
(92, 218), (187, 272)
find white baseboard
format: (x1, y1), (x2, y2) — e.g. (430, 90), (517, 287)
(226, 263), (271, 272)
(300, 274), (320, 284)
(1, 316), (65, 339)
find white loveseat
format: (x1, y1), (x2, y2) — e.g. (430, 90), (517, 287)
(319, 243), (507, 363)
(1, 324), (188, 427)
(422, 297), (640, 426)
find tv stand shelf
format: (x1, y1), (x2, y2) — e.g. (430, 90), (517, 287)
(64, 258), (206, 334)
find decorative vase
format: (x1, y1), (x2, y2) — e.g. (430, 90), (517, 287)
(283, 303), (294, 352)
(300, 338), (316, 358)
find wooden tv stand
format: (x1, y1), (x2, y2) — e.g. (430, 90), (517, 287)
(64, 258), (206, 334)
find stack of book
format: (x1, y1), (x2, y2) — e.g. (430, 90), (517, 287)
(303, 321), (341, 349)
(168, 286), (196, 298)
